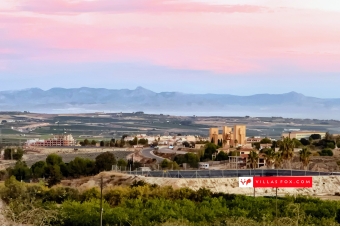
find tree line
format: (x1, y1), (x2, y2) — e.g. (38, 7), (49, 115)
(1, 152), (142, 187)
(79, 136), (149, 147)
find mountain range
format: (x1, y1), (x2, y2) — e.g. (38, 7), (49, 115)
(0, 87), (339, 119)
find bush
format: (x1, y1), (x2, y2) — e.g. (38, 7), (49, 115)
(326, 142), (335, 149)
(95, 152), (117, 172)
(4, 147), (24, 160)
(318, 148), (333, 156)
(216, 151), (228, 161)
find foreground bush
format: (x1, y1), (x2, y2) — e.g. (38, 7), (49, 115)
(0, 178), (340, 226)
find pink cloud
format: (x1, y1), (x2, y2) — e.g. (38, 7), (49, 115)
(14, 0), (266, 14)
(0, 1), (340, 74)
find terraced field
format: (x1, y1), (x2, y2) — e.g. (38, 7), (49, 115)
(24, 150), (134, 167)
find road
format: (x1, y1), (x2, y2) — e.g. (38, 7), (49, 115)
(140, 146), (188, 163)
(140, 148), (164, 162)
(124, 169), (340, 178)
(158, 147), (187, 155)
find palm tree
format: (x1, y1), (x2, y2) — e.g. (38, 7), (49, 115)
(263, 148), (276, 169)
(299, 147), (312, 170)
(247, 150), (259, 169)
(279, 137), (295, 169)
(274, 151), (283, 169)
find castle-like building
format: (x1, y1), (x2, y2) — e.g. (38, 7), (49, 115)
(209, 125), (246, 147)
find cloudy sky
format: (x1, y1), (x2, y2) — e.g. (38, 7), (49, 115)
(0, 0), (339, 97)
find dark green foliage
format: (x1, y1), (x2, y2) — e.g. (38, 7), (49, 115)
(253, 142), (261, 150)
(67, 157), (96, 177)
(203, 143), (218, 160)
(138, 138), (148, 145)
(31, 161), (47, 179)
(128, 137), (138, 146)
(292, 138), (303, 148)
(216, 151), (228, 161)
(182, 141), (190, 147)
(130, 180), (147, 188)
(45, 165), (63, 187)
(46, 154), (63, 166)
(95, 152), (117, 172)
(260, 137), (272, 144)
(43, 186), (80, 204)
(326, 142), (335, 149)
(336, 209), (340, 224)
(133, 161), (142, 170)
(300, 138), (310, 146)
(160, 159), (179, 169)
(117, 159), (127, 168)
(4, 147), (24, 160)
(310, 134), (322, 140)
(174, 153), (200, 168)
(318, 148), (334, 156)
(9, 160), (31, 181)
(100, 140), (105, 146)
(1, 179), (340, 226)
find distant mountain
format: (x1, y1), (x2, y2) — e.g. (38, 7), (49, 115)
(0, 87), (339, 119)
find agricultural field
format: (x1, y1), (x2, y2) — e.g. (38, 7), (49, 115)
(1, 112), (340, 146)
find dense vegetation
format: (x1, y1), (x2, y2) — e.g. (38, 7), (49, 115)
(1, 152), (134, 187)
(0, 177), (340, 226)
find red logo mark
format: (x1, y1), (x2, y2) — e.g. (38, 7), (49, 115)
(240, 178), (252, 185)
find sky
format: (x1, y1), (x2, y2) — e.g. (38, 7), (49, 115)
(0, 0), (340, 97)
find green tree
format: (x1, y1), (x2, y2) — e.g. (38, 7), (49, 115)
(260, 137), (271, 144)
(300, 138), (310, 146)
(31, 161), (47, 179)
(45, 165), (63, 187)
(263, 148), (276, 169)
(274, 151), (283, 169)
(95, 152), (117, 172)
(100, 141), (105, 147)
(90, 140), (97, 146)
(117, 159), (127, 168)
(292, 138), (303, 148)
(182, 141), (190, 147)
(247, 151), (259, 169)
(138, 139), (148, 145)
(83, 139), (90, 146)
(203, 143), (218, 161)
(185, 153), (200, 168)
(68, 157), (95, 177)
(9, 160), (31, 181)
(309, 134), (321, 140)
(161, 159), (170, 169)
(4, 147), (24, 160)
(252, 142), (261, 150)
(216, 151), (228, 161)
(299, 147), (312, 170)
(46, 154), (63, 166)
(1, 176), (27, 203)
(279, 137), (295, 169)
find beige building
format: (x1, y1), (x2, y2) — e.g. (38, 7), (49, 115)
(281, 131), (326, 140)
(209, 125), (246, 147)
(25, 134), (76, 147)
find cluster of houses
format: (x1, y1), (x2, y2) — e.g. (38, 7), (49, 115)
(124, 134), (202, 147)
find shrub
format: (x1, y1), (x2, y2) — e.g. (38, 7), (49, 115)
(318, 148), (333, 156)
